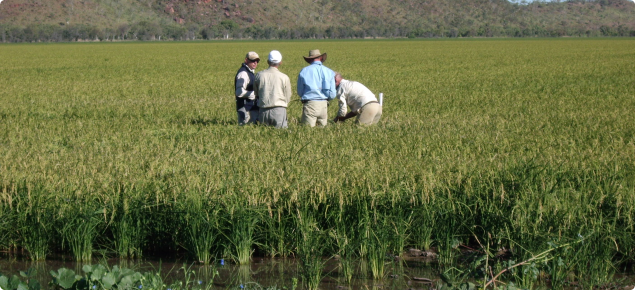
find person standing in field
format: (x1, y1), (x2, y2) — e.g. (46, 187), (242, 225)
(234, 51), (260, 125)
(297, 49), (336, 127)
(332, 73), (382, 125)
(254, 50), (292, 129)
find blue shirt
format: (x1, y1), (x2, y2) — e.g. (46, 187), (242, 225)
(297, 61), (336, 101)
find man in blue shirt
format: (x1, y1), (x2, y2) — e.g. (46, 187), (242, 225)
(297, 49), (336, 127)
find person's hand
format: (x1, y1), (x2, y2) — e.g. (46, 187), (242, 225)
(247, 93), (256, 101)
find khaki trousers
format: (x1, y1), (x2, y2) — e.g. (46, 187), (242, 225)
(357, 102), (382, 125)
(301, 100), (328, 127)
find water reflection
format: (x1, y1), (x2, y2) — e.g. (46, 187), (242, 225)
(0, 254), (438, 290)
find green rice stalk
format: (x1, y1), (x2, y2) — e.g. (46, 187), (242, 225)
(330, 224), (355, 285)
(12, 182), (55, 261)
(224, 204), (259, 265)
(294, 206), (328, 290)
(112, 186), (146, 259)
(366, 212), (392, 280)
(183, 202), (220, 265)
(411, 205), (437, 251)
(60, 205), (105, 262)
(261, 207), (293, 258)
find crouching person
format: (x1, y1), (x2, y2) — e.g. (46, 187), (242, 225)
(254, 50), (292, 128)
(333, 73), (382, 125)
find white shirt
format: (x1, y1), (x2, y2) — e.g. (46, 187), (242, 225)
(337, 79), (377, 117)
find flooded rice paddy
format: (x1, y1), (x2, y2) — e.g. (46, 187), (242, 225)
(1, 252), (634, 290)
(0, 252), (441, 290)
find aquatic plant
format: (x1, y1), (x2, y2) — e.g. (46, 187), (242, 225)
(0, 268), (41, 290)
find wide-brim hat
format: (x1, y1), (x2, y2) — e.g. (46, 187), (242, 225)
(303, 49), (327, 64)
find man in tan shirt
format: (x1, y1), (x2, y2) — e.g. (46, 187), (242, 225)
(333, 73), (382, 125)
(254, 50), (292, 128)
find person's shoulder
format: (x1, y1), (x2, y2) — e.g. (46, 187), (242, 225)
(236, 71), (248, 81)
(280, 71), (291, 80)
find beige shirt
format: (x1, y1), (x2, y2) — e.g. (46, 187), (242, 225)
(337, 79), (377, 117)
(254, 67), (292, 108)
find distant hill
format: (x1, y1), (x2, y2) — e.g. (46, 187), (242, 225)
(0, 0), (634, 42)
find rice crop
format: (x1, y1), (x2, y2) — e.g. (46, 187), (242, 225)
(0, 38), (634, 287)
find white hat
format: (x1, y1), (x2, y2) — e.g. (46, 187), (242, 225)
(268, 50), (282, 64)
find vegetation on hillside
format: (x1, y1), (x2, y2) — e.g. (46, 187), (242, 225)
(0, 0), (634, 42)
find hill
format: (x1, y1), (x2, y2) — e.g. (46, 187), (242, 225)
(0, 0), (634, 41)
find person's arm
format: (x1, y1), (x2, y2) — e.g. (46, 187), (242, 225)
(334, 111), (358, 122)
(253, 74), (260, 99)
(334, 85), (354, 122)
(235, 71), (256, 100)
(284, 75), (292, 105)
(296, 73), (305, 99)
(324, 69), (336, 101)
(337, 85), (347, 117)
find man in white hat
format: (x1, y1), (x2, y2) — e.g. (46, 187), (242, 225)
(297, 49), (336, 127)
(254, 50), (292, 129)
(332, 73), (382, 125)
(234, 51), (260, 125)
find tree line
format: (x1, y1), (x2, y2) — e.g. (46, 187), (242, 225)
(1, 20), (634, 43)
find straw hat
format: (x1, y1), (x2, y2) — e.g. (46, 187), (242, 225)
(303, 49), (327, 64)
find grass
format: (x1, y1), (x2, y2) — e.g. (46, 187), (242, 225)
(0, 39), (634, 287)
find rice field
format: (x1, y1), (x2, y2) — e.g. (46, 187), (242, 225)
(1, 38), (634, 289)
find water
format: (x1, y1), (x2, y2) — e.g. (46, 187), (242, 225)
(0, 252), (439, 290)
(2, 252), (633, 289)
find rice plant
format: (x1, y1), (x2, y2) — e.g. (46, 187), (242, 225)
(260, 207), (293, 258)
(59, 202), (105, 262)
(222, 203), (260, 265)
(0, 39), (634, 287)
(181, 197), (221, 265)
(330, 219), (356, 285)
(13, 183), (55, 261)
(112, 191), (147, 259)
(411, 204), (437, 251)
(366, 211), (393, 280)
(294, 205), (329, 290)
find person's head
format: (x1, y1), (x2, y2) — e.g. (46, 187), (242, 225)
(244, 51), (260, 70)
(334, 72), (342, 87)
(303, 49), (327, 64)
(268, 50), (282, 67)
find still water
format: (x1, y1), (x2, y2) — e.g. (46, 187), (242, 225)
(0, 253), (438, 290)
